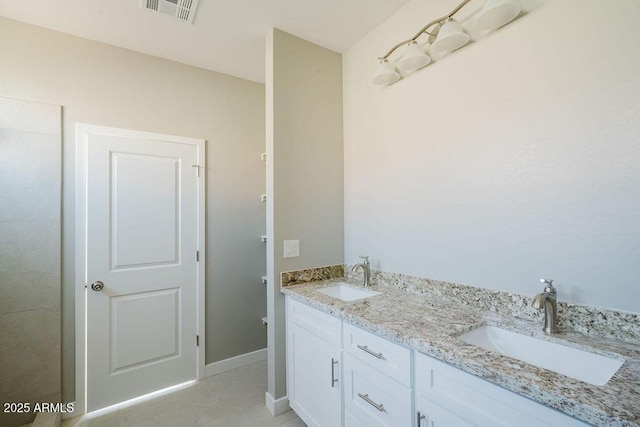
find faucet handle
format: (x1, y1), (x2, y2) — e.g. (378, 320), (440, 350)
(359, 255), (369, 264)
(540, 278), (556, 293)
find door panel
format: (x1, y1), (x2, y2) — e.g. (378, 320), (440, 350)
(110, 288), (180, 372)
(111, 152), (180, 269)
(84, 131), (200, 412)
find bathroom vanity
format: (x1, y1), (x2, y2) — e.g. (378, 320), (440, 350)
(283, 279), (640, 427)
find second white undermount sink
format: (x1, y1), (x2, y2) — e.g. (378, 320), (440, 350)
(457, 326), (624, 386)
(315, 284), (380, 301)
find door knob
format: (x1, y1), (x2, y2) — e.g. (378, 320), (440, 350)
(91, 281), (104, 291)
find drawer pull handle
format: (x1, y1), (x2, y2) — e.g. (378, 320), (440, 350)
(331, 358), (338, 387)
(357, 344), (383, 359)
(358, 393), (385, 412)
(417, 411), (426, 426)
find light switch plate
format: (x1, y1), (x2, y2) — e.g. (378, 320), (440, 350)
(283, 240), (299, 258)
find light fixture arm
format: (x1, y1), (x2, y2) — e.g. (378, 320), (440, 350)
(378, 0), (474, 60)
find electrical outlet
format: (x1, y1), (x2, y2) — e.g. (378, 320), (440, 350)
(283, 240), (299, 258)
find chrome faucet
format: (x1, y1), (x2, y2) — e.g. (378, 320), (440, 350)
(532, 278), (558, 334)
(352, 256), (371, 287)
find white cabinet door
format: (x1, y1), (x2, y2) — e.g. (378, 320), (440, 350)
(287, 322), (341, 427)
(288, 297), (342, 347)
(416, 393), (478, 427)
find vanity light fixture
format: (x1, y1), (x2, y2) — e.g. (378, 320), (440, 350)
(372, 59), (401, 85)
(431, 19), (470, 56)
(397, 41), (432, 74)
(373, 0), (521, 85)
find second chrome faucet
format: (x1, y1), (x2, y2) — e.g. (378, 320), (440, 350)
(352, 256), (371, 287)
(532, 278), (558, 334)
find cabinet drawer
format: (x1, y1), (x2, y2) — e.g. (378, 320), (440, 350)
(344, 353), (412, 427)
(415, 352), (591, 427)
(343, 322), (411, 386)
(287, 297), (341, 347)
(345, 410), (368, 427)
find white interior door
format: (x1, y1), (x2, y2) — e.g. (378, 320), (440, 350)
(78, 126), (204, 412)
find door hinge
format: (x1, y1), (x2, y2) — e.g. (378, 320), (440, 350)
(196, 335), (200, 347)
(196, 250), (200, 262)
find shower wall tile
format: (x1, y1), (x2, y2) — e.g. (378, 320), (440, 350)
(0, 271), (60, 314)
(0, 306), (61, 402)
(0, 130), (61, 222)
(0, 391), (62, 427)
(0, 220), (60, 313)
(0, 233), (21, 271)
(0, 98), (60, 134)
(18, 221), (61, 273)
(0, 393), (33, 427)
(0, 97), (61, 427)
(0, 130), (61, 183)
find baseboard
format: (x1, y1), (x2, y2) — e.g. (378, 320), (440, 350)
(205, 348), (267, 377)
(265, 391), (290, 416)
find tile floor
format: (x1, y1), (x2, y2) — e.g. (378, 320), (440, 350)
(61, 361), (305, 427)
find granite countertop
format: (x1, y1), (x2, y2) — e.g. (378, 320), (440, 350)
(281, 278), (640, 427)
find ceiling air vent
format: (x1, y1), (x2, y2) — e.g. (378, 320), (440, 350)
(142, 0), (200, 24)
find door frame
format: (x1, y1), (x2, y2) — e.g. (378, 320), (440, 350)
(74, 123), (206, 416)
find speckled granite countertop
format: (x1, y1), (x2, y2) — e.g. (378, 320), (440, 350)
(282, 278), (640, 427)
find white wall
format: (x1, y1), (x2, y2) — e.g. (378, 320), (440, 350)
(0, 17), (266, 403)
(266, 29), (344, 402)
(343, 0), (640, 312)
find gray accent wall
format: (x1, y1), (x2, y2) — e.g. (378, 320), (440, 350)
(0, 97), (61, 427)
(0, 17), (266, 404)
(265, 29), (345, 402)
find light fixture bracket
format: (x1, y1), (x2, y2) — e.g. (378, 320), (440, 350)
(426, 23), (442, 44)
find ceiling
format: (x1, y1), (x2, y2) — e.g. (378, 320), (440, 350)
(0, 0), (413, 83)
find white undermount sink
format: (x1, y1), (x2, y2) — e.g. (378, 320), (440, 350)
(315, 284), (380, 301)
(457, 326), (624, 386)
